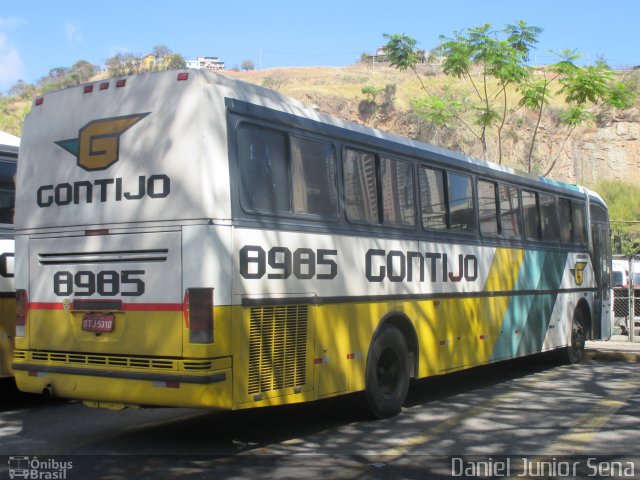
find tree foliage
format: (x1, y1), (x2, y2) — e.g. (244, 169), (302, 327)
(383, 21), (637, 176)
(241, 59), (255, 71)
(594, 180), (640, 256)
(104, 46), (185, 77)
(1, 45), (190, 136)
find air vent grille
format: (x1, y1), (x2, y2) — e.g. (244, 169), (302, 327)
(248, 305), (308, 395)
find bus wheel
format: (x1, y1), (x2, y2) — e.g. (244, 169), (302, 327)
(564, 307), (587, 364)
(364, 324), (410, 419)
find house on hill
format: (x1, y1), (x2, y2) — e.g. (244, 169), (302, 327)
(186, 56), (226, 71)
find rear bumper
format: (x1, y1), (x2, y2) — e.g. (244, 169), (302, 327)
(13, 351), (233, 409)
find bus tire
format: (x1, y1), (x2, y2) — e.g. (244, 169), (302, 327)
(563, 306), (587, 364)
(364, 324), (410, 419)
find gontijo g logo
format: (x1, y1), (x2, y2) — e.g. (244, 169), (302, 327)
(38, 112), (171, 208)
(55, 113), (149, 171)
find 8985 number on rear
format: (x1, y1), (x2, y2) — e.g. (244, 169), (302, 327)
(53, 270), (146, 297)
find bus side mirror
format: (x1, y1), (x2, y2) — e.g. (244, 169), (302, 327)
(614, 235), (622, 255)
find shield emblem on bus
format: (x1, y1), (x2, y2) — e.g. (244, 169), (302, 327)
(55, 113), (149, 171)
(571, 262), (588, 286)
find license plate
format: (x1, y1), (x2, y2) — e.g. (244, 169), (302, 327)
(81, 313), (115, 333)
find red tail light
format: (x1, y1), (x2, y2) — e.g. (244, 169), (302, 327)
(184, 288), (214, 344)
(16, 289), (28, 337)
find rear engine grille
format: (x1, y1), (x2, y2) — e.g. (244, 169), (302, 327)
(25, 351), (175, 369)
(248, 305), (308, 395)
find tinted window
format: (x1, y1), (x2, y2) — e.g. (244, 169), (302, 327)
(237, 124), (339, 218)
(499, 184), (521, 238)
(558, 198), (573, 243)
(590, 203), (608, 223)
(539, 193), (558, 241)
(573, 201), (587, 245)
(238, 125), (290, 213)
(559, 197), (587, 245)
(522, 190), (539, 240)
(291, 136), (338, 217)
(381, 156), (415, 226)
(449, 173), (475, 231)
(343, 149), (378, 223)
(478, 180), (498, 235)
(419, 166), (446, 229)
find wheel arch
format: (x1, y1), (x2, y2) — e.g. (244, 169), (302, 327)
(576, 297), (592, 340)
(370, 312), (419, 379)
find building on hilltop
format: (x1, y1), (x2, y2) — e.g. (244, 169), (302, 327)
(187, 56), (226, 71)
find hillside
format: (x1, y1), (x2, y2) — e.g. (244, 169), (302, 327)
(225, 65), (640, 186)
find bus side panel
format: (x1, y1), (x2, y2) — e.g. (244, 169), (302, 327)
(314, 303), (351, 398)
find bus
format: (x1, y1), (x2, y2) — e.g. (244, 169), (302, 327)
(0, 135), (18, 379)
(13, 70), (611, 418)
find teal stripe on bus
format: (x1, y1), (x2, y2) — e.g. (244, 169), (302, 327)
(516, 251), (569, 357)
(490, 250), (547, 361)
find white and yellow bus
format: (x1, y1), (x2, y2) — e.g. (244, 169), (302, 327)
(13, 70), (611, 417)
(0, 136), (18, 379)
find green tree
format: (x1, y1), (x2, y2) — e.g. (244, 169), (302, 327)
(241, 59), (255, 71)
(384, 23), (637, 176)
(165, 54), (186, 70)
(70, 60), (98, 83)
(519, 48), (636, 175)
(593, 180), (640, 256)
(9, 80), (37, 100)
(384, 22), (536, 162)
(106, 53), (143, 77)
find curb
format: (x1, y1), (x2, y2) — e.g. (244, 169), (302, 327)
(584, 349), (640, 362)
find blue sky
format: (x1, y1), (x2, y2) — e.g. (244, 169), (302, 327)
(1, 0), (638, 92)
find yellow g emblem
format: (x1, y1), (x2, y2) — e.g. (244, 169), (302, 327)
(56, 113), (149, 171)
(571, 262), (588, 286)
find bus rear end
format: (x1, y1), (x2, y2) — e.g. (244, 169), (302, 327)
(13, 71), (234, 408)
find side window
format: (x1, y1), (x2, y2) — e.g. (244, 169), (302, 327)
(499, 184), (521, 238)
(558, 198), (587, 245)
(419, 166), (446, 229)
(448, 172), (475, 231)
(573, 201), (587, 245)
(522, 190), (540, 240)
(558, 198), (573, 243)
(291, 136), (338, 217)
(237, 124), (289, 213)
(381, 156), (415, 226)
(590, 203), (608, 223)
(478, 180), (498, 235)
(539, 193), (558, 241)
(237, 123), (339, 218)
(343, 148), (378, 223)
